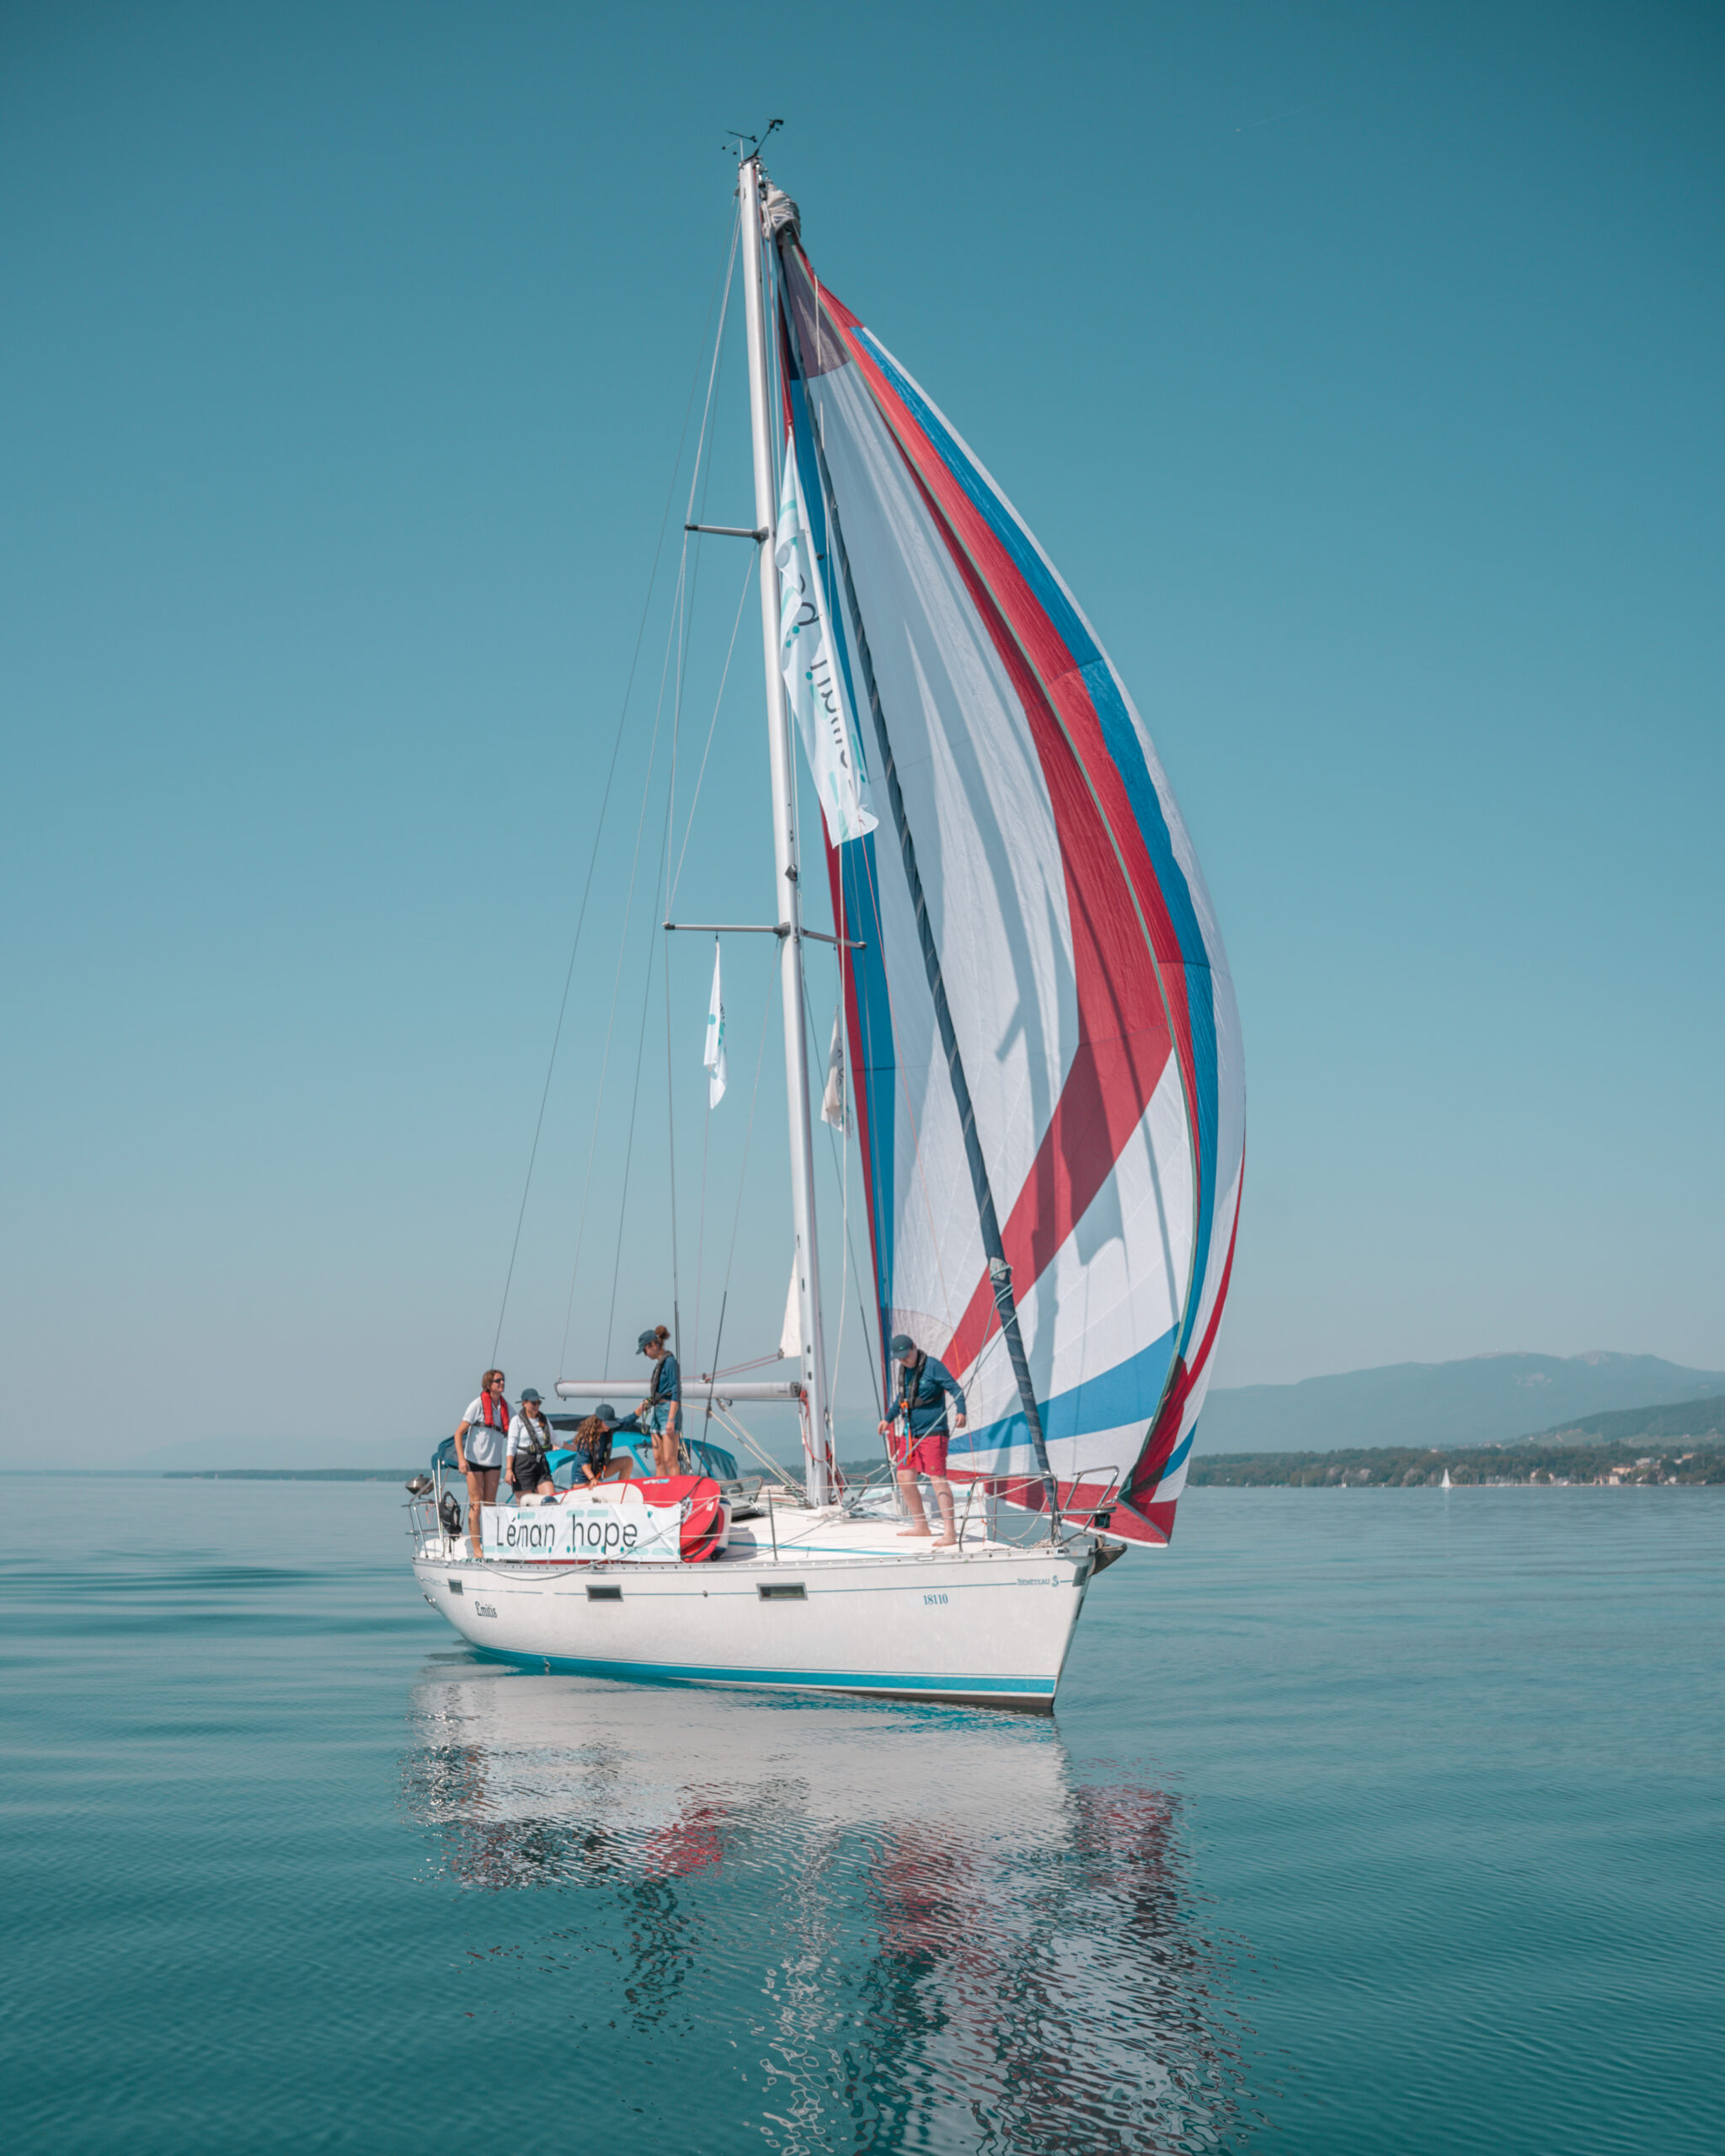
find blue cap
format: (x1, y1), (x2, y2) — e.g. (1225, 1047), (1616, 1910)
(591, 1403), (619, 1427)
(519, 1387), (542, 1404)
(637, 1330), (660, 1353)
(889, 1333), (916, 1358)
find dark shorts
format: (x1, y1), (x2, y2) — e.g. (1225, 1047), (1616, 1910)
(512, 1461), (553, 1493)
(463, 1459), (502, 1480)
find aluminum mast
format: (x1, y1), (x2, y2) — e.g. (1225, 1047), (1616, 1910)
(738, 154), (832, 1502)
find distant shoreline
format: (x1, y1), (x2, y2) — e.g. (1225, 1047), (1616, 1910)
(1192, 1439), (1724, 1487)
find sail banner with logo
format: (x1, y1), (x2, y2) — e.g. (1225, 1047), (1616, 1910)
(776, 451), (878, 846)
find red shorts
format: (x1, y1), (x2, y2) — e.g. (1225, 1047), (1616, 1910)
(898, 1429), (948, 1478)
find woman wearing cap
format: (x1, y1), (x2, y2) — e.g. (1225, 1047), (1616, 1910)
(505, 1388), (556, 1502)
(571, 1403), (633, 1494)
(453, 1368), (510, 1559)
(635, 1326), (682, 1480)
(878, 1333), (966, 1547)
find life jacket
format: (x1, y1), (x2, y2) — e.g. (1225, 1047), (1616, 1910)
(478, 1390), (510, 1433)
(895, 1353), (927, 1418)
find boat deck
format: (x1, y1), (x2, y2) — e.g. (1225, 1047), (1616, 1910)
(419, 1502), (1065, 1575)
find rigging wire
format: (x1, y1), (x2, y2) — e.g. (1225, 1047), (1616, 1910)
(554, 211), (742, 1378)
(670, 554), (756, 1383)
(667, 558), (756, 909)
(699, 956), (777, 1444)
(488, 200), (739, 1374)
(799, 955), (884, 1422)
(659, 293), (734, 1374)
(595, 552), (687, 1370)
(560, 542), (687, 1373)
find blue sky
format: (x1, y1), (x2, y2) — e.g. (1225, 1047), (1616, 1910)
(3, 1), (1721, 1465)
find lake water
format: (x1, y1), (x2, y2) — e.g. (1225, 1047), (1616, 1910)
(3, 1481), (1720, 2153)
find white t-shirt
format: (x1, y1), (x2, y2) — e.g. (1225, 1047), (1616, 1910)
(460, 1395), (509, 1468)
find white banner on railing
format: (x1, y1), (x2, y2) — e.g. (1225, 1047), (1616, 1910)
(480, 1497), (685, 1563)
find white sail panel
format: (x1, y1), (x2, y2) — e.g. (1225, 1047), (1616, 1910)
(778, 241), (1242, 1542)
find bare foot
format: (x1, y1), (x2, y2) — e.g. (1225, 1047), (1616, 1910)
(929, 1536), (958, 1549)
(896, 1524), (932, 1537)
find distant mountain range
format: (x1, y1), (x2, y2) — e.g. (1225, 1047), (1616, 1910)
(1198, 1353), (1725, 1456)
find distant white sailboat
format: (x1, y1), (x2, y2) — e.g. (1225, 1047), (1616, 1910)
(1441, 1469), (1453, 1490)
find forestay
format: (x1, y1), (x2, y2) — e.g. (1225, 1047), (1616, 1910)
(772, 233), (1245, 1545)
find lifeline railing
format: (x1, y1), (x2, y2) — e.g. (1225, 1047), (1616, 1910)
(943, 1463), (1125, 1550)
(1050, 1464), (1126, 1549)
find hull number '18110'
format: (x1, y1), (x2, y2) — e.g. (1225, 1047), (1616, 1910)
(923, 1593), (948, 1606)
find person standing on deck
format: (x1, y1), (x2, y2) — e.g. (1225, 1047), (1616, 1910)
(453, 1369), (510, 1559)
(634, 1326), (682, 1479)
(879, 1334), (966, 1548)
(505, 1388), (556, 1502)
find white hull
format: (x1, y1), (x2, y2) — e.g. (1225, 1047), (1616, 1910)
(410, 1507), (1104, 1712)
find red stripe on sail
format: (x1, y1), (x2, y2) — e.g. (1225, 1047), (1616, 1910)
(880, 450), (1175, 1382)
(819, 301), (1202, 1171)
(1125, 1173), (1242, 1509)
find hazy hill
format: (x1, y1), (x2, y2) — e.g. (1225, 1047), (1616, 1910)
(1199, 1353), (1725, 1455)
(1525, 1395), (1725, 1447)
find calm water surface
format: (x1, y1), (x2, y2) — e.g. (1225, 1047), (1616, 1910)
(3, 1481), (1720, 2152)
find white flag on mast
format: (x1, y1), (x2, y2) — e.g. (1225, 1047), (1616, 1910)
(777, 453), (879, 846)
(820, 1008), (846, 1131)
(702, 941), (727, 1107)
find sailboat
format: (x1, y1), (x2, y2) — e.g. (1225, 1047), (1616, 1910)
(409, 147), (1245, 1710)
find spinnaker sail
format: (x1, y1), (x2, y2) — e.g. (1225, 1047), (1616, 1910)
(773, 228), (1244, 1544)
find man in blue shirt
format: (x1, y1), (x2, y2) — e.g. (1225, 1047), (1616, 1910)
(877, 1332), (966, 1546)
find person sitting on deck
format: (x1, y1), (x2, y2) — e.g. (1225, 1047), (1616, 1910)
(505, 1388), (557, 1502)
(878, 1333), (966, 1549)
(633, 1325), (683, 1479)
(452, 1368), (510, 1559)
(569, 1402), (633, 1494)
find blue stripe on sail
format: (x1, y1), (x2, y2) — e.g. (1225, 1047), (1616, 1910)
(1156, 1426), (1197, 1485)
(838, 830), (897, 1341)
(785, 325), (897, 1353)
(474, 1648), (1055, 1699)
(948, 1321), (1178, 1464)
(788, 323), (901, 1345)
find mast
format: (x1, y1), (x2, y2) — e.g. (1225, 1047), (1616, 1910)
(738, 154), (832, 1502)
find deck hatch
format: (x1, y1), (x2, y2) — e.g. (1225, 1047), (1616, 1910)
(757, 1582), (807, 1602)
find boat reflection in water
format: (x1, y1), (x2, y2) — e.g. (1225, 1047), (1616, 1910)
(404, 1664), (1258, 2151)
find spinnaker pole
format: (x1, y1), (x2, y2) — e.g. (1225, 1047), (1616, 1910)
(739, 155), (832, 1502)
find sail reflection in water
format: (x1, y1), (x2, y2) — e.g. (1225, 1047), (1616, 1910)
(403, 1669), (1258, 2151)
